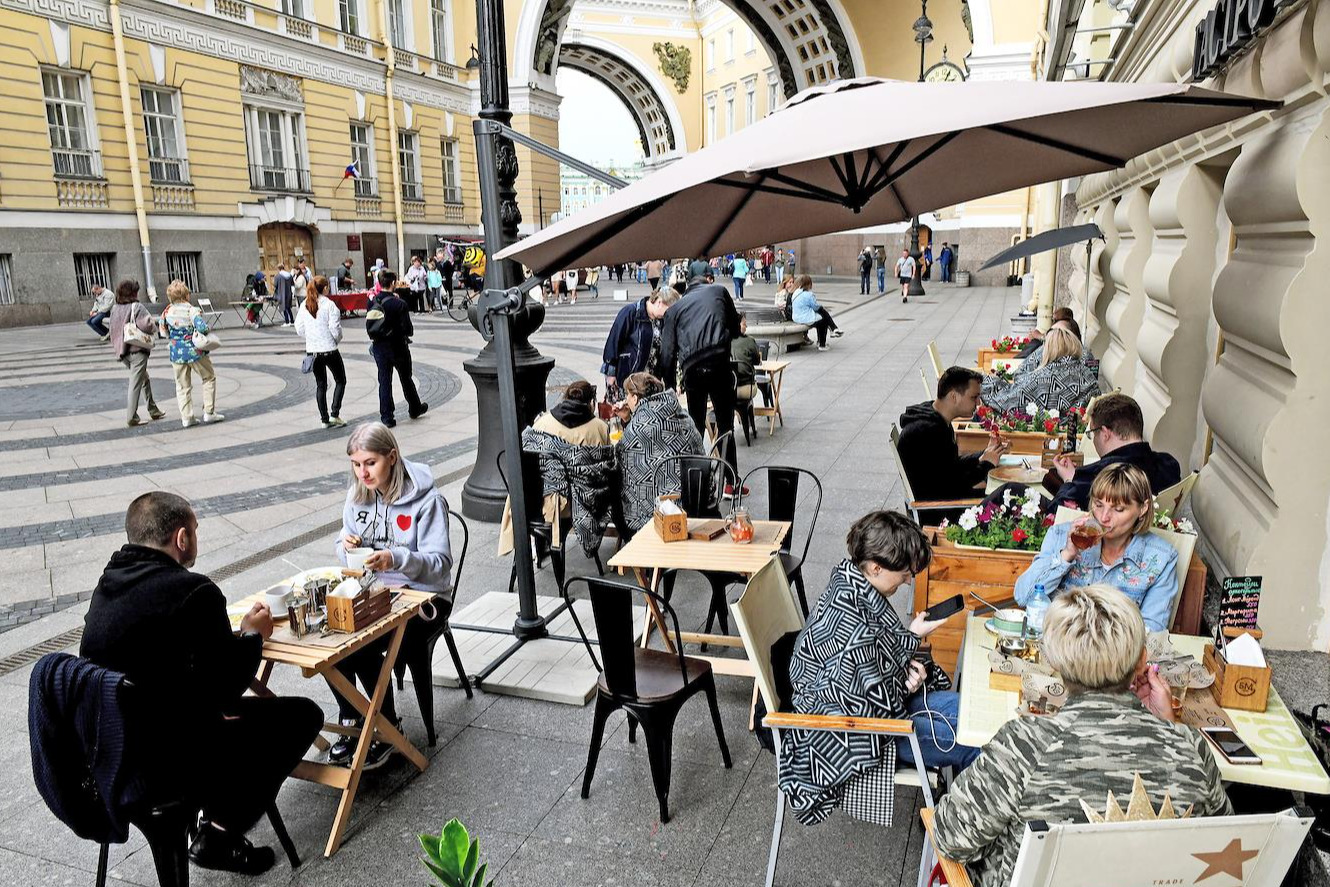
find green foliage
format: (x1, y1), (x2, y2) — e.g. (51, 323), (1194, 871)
(420, 819), (493, 887)
(652, 42), (692, 94)
(942, 492), (1051, 552)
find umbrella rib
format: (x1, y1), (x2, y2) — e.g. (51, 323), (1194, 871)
(828, 154), (854, 198)
(986, 123), (1124, 167)
(861, 141), (911, 194)
(759, 170), (848, 203)
(710, 178), (844, 204)
(865, 131), (961, 196)
(700, 174), (766, 258)
(1143, 94), (1280, 109)
(842, 152), (859, 202)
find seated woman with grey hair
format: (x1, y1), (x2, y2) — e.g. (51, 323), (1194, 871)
(931, 584), (1231, 887)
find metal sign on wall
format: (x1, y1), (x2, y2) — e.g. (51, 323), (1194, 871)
(1190, 0), (1300, 80)
(347, 235), (362, 251)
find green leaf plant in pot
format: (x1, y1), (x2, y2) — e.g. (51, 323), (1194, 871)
(420, 819), (494, 887)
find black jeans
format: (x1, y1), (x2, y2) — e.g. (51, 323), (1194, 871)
(312, 350), (346, 422)
(682, 355), (737, 480)
(190, 696), (323, 833)
(860, 270), (871, 294)
(370, 340), (423, 423)
(328, 638), (398, 724)
(647, 277), (660, 291)
(810, 306), (839, 346)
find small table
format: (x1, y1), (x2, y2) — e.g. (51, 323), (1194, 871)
(244, 588), (432, 856)
(607, 519), (790, 676)
(985, 464), (1050, 498)
(328, 290), (371, 316)
(752, 360), (790, 436)
(231, 299), (278, 328)
(955, 614), (1330, 793)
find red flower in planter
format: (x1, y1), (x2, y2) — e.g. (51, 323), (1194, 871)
(1044, 418), (1057, 434)
(1011, 528), (1029, 544)
(991, 338), (998, 348)
(1042, 513), (1056, 527)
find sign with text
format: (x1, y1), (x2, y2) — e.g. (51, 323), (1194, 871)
(1190, 0), (1297, 80)
(1218, 576), (1262, 631)
(347, 235), (362, 251)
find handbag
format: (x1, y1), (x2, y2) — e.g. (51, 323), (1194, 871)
(193, 330), (221, 352)
(301, 353), (316, 374)
(122, 304), (155, 350)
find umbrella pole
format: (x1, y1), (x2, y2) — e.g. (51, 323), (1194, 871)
(1083, 238), (1092, 326)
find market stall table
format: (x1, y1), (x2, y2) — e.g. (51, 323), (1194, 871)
(243, 587), (432, 856)
(752, 359), (790, 436)
(607, 519), (789, 676)
(955, 613), (1330, 794)
(328, 290), (371, 316)
(231, 298), (278, 328)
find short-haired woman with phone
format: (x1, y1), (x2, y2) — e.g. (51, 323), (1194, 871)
(778, 511), (980, 828)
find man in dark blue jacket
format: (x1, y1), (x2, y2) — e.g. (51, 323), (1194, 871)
(1047, 393), (1181, 511)
(600, 289), (677, 399)
(366, 270), (428, 428)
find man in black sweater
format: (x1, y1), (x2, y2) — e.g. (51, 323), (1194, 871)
(81, 493), (322, 875)
(660, 278), (743, 492)
(898, 367), (1009, 506)
(366, 270), (428, 428)
(1046, 392), (1181, 511)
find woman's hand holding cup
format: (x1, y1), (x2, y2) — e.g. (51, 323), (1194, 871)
(341, 532), (362, 550)
(363, 549), (395, 572)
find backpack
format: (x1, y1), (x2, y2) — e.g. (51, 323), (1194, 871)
(364, 294), (394, 340)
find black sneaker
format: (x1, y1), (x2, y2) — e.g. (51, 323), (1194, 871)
(409, 402), (429, 420)
(384, 418), (397, 428)
(189, 822), (276, 875)
(328, 730), (356, 765)
(361, 739), (396, 771)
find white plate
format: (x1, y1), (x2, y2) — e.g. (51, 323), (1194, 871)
(283, 566), (348, 587)
(984, 617), (1040, 640)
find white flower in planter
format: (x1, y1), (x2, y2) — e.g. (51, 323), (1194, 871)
(1020, 497), (1042, 520)
(1026, 402), (1039, 418)
(1048, 409), (1060, 420)
(958, 509), (980, 531)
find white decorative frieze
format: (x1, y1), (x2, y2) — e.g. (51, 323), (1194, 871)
(239, 65), (303, 102)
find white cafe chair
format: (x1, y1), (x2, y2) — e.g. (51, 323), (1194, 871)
(1154, 471), (1199, 517)
(890, 424), (982, 526)
(197, 297), (224, 329)
(927, 341), (945, 380)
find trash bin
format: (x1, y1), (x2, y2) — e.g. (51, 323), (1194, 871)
(1021, 272), (1035, 302)
(955, 271), (971, 287)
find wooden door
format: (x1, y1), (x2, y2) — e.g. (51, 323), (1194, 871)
(257, 223), (315, 278)
(362, 232), (389, 287)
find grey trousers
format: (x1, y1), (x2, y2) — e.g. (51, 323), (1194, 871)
(121, 349), (159, 421)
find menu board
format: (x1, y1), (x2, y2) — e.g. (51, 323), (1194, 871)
(1218, 576), (1262, 632)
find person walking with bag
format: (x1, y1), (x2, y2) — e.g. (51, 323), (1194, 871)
(295, 275), (347, 428)
(160, 280), (223, 428)
(365, 270), (427, 428)
(108, 279), (164, 427)
(274, 264), (295, 326)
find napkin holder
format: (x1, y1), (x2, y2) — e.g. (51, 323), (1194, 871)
(326, 585), (391, 633)
(653, 494), (689, 543)
(1203, 643), (1270, 713)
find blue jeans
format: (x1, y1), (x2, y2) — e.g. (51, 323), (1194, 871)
(876, 267), (886, 293)
(940, 261), (952, 282)
(895, 689), (980, 770)
(87, 311), (110, 336)
(733, 275), (745, 299)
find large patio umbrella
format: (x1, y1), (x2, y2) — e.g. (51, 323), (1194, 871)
(497, 78), (1276, 274)
(978, 223), (1103, 271)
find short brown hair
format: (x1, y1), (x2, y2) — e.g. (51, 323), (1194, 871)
(624, 372), (664, 399)
(563, 380), (596, 404)
(166, 279), (191, 303)
(1053, 317), (1083, 341)
(847, 511), (932, 574)
(1052, 306), (1075, 322)
(1089, 393), (1144, 440)
(125, 492), (194, 547)
(1090, 463), (1154, 535)
(796, 274), (813, 290)
(115, 279), (140, 305)
(938, 366), (983, 399)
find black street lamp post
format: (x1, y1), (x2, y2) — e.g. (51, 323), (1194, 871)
(908, 0), (933, 299)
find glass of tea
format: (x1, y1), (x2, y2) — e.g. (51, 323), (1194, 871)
(1168, 681), (1188, 715)
(1069, 519), (1103, 551)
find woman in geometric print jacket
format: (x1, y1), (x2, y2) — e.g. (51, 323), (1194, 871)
(1016, 463), (1179, 632)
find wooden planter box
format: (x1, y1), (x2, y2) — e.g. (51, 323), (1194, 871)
(913, 528), (1207, 679)
(954, 421), (1057, 456)
(977, 347), (1025, 369)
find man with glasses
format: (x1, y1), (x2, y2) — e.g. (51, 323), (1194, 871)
(1046, 393), (1181, 512)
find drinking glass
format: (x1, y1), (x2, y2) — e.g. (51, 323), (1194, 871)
(728, 508), (754, 544)
(1168, 681), (1188, 715)
(1069, 518), (1104, 551)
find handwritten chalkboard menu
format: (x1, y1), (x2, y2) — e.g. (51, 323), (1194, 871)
(1218, 576), (1262, 632)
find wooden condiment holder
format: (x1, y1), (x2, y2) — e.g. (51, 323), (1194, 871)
(1203, 642), (1271, 713)
(326, 586), (391, 633)
(653, 494), (689, 543)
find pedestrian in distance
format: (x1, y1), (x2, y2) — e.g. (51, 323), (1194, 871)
(875, 247), (887, 295)
(858, 248), (873, 295)
(938, 242), (955, 283)
(732, 253), (749, 300)
(784, 248), (796, 281)
(365, 270), (427, 428)
(762, 246), (774, 284)
(336, 258), (355, 292)
(86, 283), (114, 341)
(295, 274), (347, 429)
(440, 251), (456, 307)
(247, 267), (268, 328)
(274, 263), (295, 326)
(291, 261), (310, 327)
(645, 258), (665, 292)
(774, 248), (787, 285)
(405, 255), (429, 314)
(895, 248), (916, 303)
(426, 260), (444, 312)
(791, 274), (843, 351)
(159, 279), (223, 428)
(923, 243), (934, 281)
(108, 279), (164, 427)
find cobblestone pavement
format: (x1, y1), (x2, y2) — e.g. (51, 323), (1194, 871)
(2, 276), (1243, 887)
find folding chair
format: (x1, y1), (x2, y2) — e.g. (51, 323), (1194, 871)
(1154, 471), (1199, 517)
(889, 424), (981, 525)
(197, 297), (224, 329)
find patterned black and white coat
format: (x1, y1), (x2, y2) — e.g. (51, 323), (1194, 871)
(617, 391), (704, 533)
(981, 354), (1100, 415)
(778, 560), (949, 827)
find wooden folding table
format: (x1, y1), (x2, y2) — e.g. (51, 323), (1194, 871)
(244, 588), (432, 857)
(752, 360), (790, 436)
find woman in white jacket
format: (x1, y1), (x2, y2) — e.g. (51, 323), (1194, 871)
(294, 275), (347, 428)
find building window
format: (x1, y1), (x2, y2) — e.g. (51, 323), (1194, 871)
(42, 68), (100, 178)
(280, 0), (304, 15)
(745, 80), (756, 126)
(349, 122), (377, 196)
(74, 253), (113, 299)
(398, 131), (422, 201)
(338, 0), (359, 33)
(705, 96), (716, 144)
(746, 30), (756, 54)
(244, 106), (308, 192)
(441, 138), (461, 203)
(430, 0), (452, 61)
(767, 77), (779, 115)
(725, 29), (734, 61)
(0, 256), (12, 307)
(706, 39), (715, 71)
(140, 87), (189, 184)
(725, 93), (735, 135)
(166, 252), (201, 292)
(386, 0), (406, 48)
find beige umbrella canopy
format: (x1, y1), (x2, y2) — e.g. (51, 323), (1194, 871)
(497, 77), (1275, 275)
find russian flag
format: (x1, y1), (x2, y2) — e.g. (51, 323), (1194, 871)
(343, 159), (360, 179)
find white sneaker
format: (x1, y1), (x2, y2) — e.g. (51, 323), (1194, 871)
(203, 413), (225, 423)
(818, 345), (829, 352)
(182, 417), (198, 428)
(831, 329), (844, 338)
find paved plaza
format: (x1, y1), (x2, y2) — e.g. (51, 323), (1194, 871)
(3, 277), (1326, 886)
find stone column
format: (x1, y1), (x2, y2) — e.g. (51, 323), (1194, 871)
(1137, 163), (1226, 461)
(1085, 199), (1118, 361)
(1101, 187), (1152, 392)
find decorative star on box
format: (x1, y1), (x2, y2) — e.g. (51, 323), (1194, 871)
(1192, 838), (1259, 882)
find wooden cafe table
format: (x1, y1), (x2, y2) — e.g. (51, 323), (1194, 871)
(955, 613), (1330, 794)
(752, 359), (790, 436)
(607, 519), (790, 676)
(242, 587), (433, 857)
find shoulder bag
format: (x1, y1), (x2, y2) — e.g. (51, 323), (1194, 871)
(122, 303), (155, 350)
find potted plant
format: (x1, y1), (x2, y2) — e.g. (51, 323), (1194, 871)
(977, 335), (1031, 369)
(939, 489), (1055, 553)
(420, 819), (495, 887)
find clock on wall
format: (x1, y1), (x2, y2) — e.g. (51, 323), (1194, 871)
(925, 46), (967, 82)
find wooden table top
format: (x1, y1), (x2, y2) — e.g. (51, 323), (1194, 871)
(755, 360), (790, 373)
(608, 519), (790, 574)
(988, 465), (1048, 486)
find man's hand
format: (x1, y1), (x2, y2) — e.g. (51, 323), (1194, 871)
(240, 602), (274, 639)
(909, 611), (949, 638)
(1132, 664), (1176, 722)
(904, 660), (928, 694)
(981, 431), (1010, 465)
(1052, 453), (1077, 483)
(364, 549), (395, 572)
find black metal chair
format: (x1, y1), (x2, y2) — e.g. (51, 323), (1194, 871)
(392, 511), (473, 745)
(731, 361), (757, 446)
(567, 576), (731, 824)
(498, 448), (570, 591)
(739, 466), (824, 618)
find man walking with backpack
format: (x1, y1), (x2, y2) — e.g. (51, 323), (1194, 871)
(365, 270), (427, 427)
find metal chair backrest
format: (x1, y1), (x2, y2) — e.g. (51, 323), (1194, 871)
(496, 448), (548, 524)
(448, 510), (469, 592)
(564, 576), (690, 698)
(709, 430), (735, 463)
(740, 465), (822, 559)
(653, 454), (736, 518)
(730, 557), (803, 715)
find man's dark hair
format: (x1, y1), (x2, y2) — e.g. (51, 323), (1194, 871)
(378, 269), (397, 289)
(847, 511), (932, 574)
(125, 492), (195, 547)
(1058, 317), (1082, 341)
(1089, 393), (1144, 440)
(937, 366), (984, 400)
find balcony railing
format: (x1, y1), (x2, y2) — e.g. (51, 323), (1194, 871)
(353, 176), (377, 198)
(51, 147), (103, 179)
(443, 185), (462, 204)
(249, 163), (311, 193)
(400, 181), (423, 201)
(149, 156), (191, 185)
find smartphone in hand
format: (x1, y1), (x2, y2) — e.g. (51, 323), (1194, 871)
(923, 594), (965, 622)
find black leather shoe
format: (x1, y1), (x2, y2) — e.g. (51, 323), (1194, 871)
(409, 402), (429, 419)
(188, 823), (276, 875)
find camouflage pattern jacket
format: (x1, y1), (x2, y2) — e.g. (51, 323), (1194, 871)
(931, 691), (1231, 887)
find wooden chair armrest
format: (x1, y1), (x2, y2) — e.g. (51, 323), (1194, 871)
(920, 809), (974, 887)
(762, 712), (915, 735)
(909, 498), (984, 510)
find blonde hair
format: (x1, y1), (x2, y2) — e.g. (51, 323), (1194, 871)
(1041, 583), (1146, 692)
(1040, 327), (1083, 367)
(346, 422), (408, 505)
(648, 287), (680, 307)
(166, 279), (191, 303)
(1090, 463), (1154, 536)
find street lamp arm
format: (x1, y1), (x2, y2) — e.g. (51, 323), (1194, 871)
(478, 119), (629, 189)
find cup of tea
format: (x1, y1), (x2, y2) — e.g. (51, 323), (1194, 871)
(1069, 519), (1103, 551)
(346, 547), (375, 572)
(1168, 681), (1188, 715)
(262, 583), (293, 614)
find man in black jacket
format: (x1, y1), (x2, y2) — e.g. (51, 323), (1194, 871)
(366, 270), (427, 428)
(898, 367), (1008, 506)
(1046, 392), (1181, 511)
(660, 278), (743, 490)
(80, 492), (322, 875)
